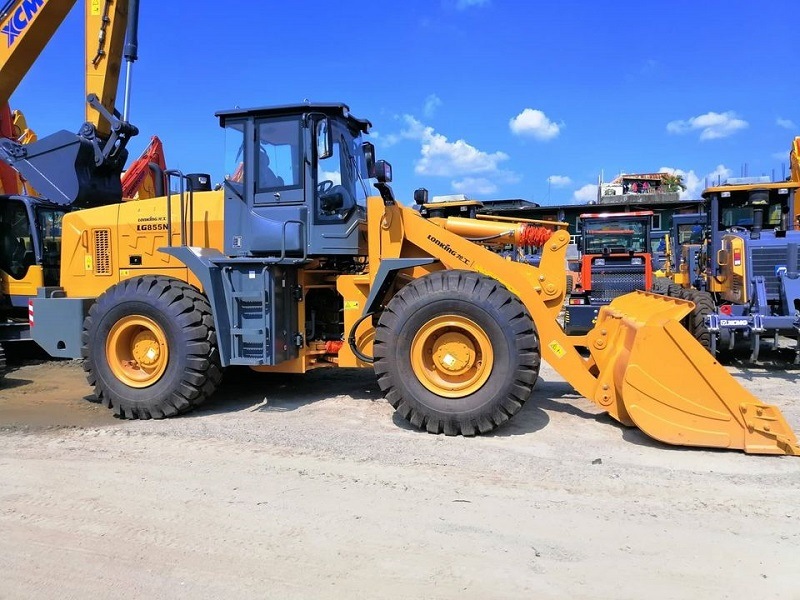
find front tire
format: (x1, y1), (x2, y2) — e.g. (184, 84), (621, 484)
(683, 289), (715, 352)
(373, 271), (540, 436)
(82, 276), (222, 419)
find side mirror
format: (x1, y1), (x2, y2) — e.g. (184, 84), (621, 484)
(413, 188), (428, 205)
(362, 141), (376, 178)
(316, 118), (332, 160)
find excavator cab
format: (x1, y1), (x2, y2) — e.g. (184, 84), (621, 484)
(0, 195), (64, 308)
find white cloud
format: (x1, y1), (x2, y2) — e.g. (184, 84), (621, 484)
(776, 117), (796, 130)
(573, 184), (598, 203)
(452, 177), (497, 195)
(393, 115), (510, 177)
(547, 175), (572, 187)
(659, 164), (733, 199)
(456, 0), (489, 8)
(666, 111), (748, 140)
(509, 108), (561, 141)
(423, 94), (442, 118)
(319, 170), (341, 185)
(381, 114), (518, 196)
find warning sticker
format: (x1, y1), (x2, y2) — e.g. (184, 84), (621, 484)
(548, 341), (566, 358)
(344, 301), (360, 310)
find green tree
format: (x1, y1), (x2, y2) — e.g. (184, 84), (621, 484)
(661, 173), (687, 192)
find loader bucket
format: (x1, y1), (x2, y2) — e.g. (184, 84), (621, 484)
(587, 291), (799, 455)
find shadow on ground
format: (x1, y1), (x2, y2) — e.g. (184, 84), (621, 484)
(195, 367), (384, 417)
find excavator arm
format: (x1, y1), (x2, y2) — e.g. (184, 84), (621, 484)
(1, 0), (131, 135)
(0, 0), (138, 207)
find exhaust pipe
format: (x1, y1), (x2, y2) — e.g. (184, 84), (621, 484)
(749, 190), (768, 240)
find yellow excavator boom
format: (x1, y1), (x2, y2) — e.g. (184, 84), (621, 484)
(1, 0), (130, 136)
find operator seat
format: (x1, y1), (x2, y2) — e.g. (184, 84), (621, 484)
(0, 222), (26, 278)
(258, 149), (284, 188)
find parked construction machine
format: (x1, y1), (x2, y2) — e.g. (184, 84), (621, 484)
(658, 176), (800, 362)
(0, 0), (150, 376)
(19, 99), (797, 455)
(565, 211), (654, 334)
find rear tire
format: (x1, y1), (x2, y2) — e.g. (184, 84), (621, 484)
(683, 289), (715, 352)
(0, 343), (6, 381)
(373, 271), (540, 436)
(82, 276), (222, 419)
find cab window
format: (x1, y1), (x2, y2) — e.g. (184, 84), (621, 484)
(0, 201), (33, 279)
(257, 119), (301, 191)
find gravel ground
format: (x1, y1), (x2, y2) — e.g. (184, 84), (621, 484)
(0, 356), (799, 599)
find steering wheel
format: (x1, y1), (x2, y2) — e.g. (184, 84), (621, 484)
(317, 180), (334, 194)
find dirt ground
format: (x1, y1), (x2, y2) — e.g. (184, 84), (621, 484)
(1, 352), (799, 600)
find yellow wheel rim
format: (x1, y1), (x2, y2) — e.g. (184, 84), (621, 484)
(410, 314), (494, 398)
(106, 315), (169, 388)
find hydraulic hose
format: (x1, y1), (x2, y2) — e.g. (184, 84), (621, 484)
(347, 311), (378, 364)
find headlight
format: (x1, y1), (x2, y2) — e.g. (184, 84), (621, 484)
(631, 257), (643, 265)
(594, 258), (605, 266)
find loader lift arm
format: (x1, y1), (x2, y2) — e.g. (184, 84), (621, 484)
(365, 197), (800, 455)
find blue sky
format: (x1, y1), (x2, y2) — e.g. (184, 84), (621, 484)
(10, 0), (800, 205)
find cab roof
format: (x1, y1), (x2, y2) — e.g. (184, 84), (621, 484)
(579, 210), (654, 219)
(215, 102), (372, 134)
(702, 180), (800, 198)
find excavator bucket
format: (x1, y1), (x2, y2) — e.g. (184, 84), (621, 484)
(0, 131), (124, 207)
(587, 291), (799, 455)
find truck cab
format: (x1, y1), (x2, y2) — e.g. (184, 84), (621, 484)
(564, 211), (653, 334)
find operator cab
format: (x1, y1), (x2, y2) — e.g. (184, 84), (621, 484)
(217, 103), (376, 258)
(0, 195), (65, 307)
(703, 182), (798, 234)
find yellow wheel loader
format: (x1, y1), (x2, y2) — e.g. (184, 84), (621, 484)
(28, 103), (799, 455)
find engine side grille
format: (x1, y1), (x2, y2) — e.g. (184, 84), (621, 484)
(93, 229), (111, 276)
(750, 246), (800, 300)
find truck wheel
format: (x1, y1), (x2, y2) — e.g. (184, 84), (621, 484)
(82, 276), (222, 419)
(373, 271), (540, 436)
(683, 289), (715, 352)
(0, 343), (6, 381)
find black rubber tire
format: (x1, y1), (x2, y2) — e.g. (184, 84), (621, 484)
(373, 271), (540, 436)
(683, 289), (715, 351)
(0, 343), (6, 381)
(651, 277), (670, 294)
(82, 276), (222, 419)
(666, 283), (684, 298)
